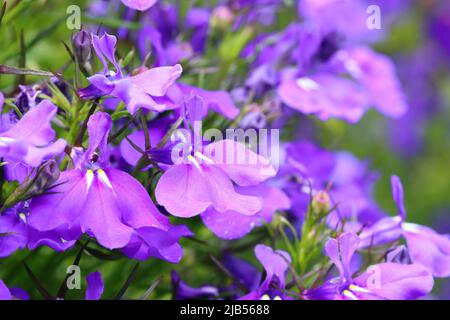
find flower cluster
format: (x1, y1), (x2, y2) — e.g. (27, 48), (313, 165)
(0, 0), (449, 300)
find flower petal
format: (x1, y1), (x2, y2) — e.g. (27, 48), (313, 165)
(204, 139), (276, 186)
(131, 64), (182, 97)
(85, 271), (104, 300)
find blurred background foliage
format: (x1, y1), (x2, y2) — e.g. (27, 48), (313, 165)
(1, 0), (449, 299)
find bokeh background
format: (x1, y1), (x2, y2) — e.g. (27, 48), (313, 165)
(0, 0), (449, 299)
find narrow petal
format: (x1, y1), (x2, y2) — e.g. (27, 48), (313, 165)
(391, 175), (406, 220)
(86, 112), (112, 159)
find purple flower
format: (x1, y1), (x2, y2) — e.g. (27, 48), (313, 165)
(155, 95), (275, 218)
(304, 232), (434, 300)
(277, 45), (407, 123)
(28, 112), (186, 254)
(359, 176), (450, 277)
(240, 244), (291, 300)
(79, 32), (182, 114)
(0, 100), (66, 171)
(120, 0), (157, 11)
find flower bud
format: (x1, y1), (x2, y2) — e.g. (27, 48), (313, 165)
(210, 6), (234, 30)
(312, 190), (331, 217)
(31, 160), (61, 195)
(72, 30), (92, 64)
(385, 245), (412, 264)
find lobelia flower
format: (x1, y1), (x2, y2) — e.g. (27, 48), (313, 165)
(78, 32), (182, 115)
(28, 112), (189, 257)
(239, 244), (291, 300)
(304, 232), (434, 300)
(0, 100), (67, 182)
(155, 94), (276, 218)
(358, 176), (450, 278)
(120, 0), (157, 11)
